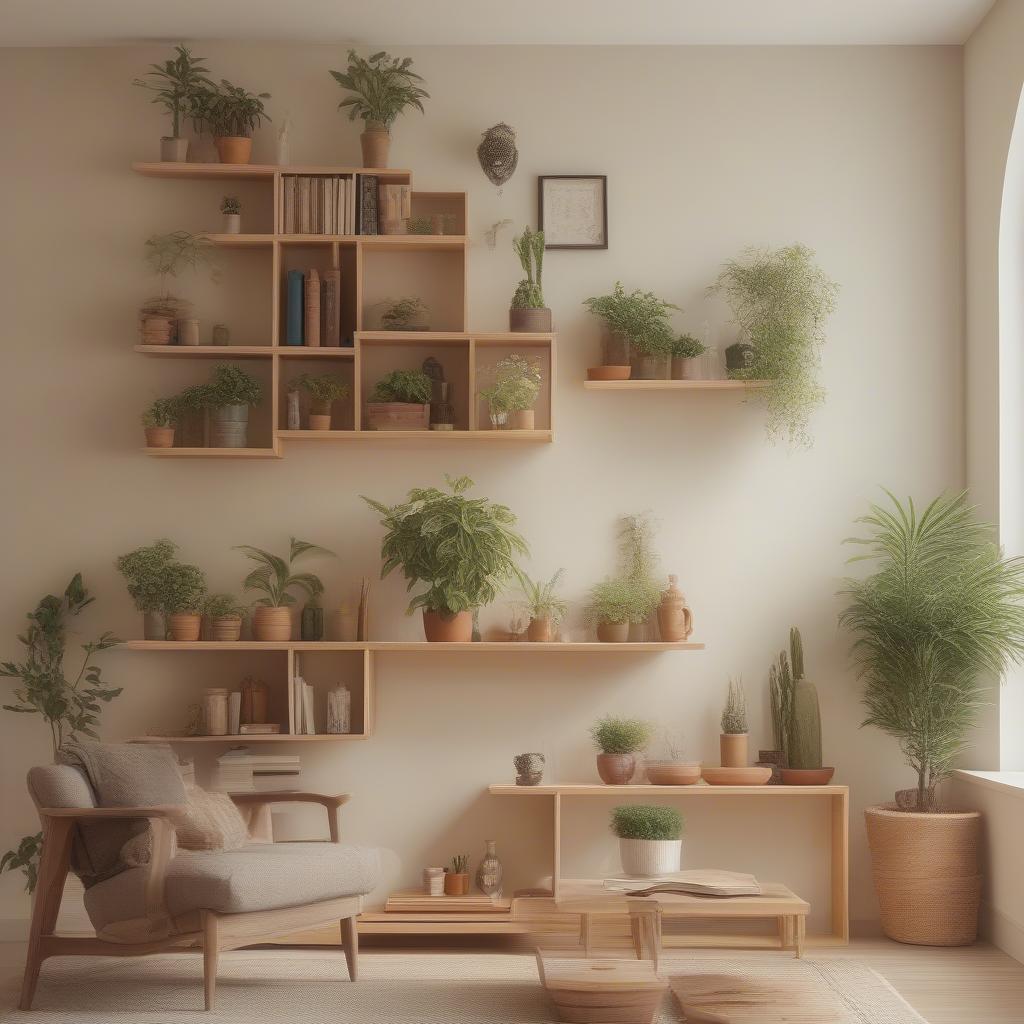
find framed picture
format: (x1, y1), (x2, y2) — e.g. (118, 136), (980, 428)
(538, 175), (608, 250)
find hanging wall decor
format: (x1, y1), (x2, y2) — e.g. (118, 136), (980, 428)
(477, 123), (518, 189)
(538, 175), (608, 249)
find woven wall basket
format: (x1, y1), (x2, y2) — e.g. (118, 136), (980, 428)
(865, 803), (981, 946)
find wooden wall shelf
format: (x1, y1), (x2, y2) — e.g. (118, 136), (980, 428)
(132, 162), (411, 183)
(584, 379), (772, 391)
(125, 640), (703, 653)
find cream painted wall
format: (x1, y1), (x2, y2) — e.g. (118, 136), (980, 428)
(0, 43), (964, 935)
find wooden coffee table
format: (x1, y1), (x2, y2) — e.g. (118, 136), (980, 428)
(554, 880), (809, 969)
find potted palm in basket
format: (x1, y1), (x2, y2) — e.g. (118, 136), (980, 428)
(514, 568), (568, 642)
(133, 45), (213, 162)
(366, 369), (432, 431)
(509, 227), (552, 332)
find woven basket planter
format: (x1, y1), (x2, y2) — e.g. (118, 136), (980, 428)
(865, 804), (981, 946)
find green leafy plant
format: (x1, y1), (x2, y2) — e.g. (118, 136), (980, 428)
(220, 195), (241, 215)
(133, 44), (213, 138)
(204, 364), (263, 408)
(142, 231), (217, 318)
(669, 334), (706, 359)
(236, 537), (335, 608)
(116, 539), (179, 614)
(589, 715), (652, 755)
(839, 491), (1024, 811)
(721, 678), (747, 734)
(1, 835), (43, 893)
(583, 282), (679, 356)
(583, 578), (652, 627)
(158, 562), (207, 615)
(290, 372), (350, 409)
(204, 593), (247, 619)
(141, 396), (180, 429)
(511, 227), (546, 309)
(329, 50), (429, 129)
(709, 244), (838, 448)
(370, 369), (432, 404)
(450, 853), (469, 874)
(610, 805), (683, 841)
(479, 354), (542, 415)
(515, 568), (569, 624)
(198, 79), (271, 138)
(380, 297), (428, 331)
(362, 475), (528, 616)
(585, 513), (662, 626)
(407, 217), (434, 235)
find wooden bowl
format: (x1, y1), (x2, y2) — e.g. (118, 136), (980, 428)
(701, 766), (772, 786)
(587, 365), (631, 381)
(780, 767), (835, 786)
(645, 762), (702, 786)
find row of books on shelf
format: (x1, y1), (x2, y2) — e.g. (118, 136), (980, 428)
(216, 747), (302, 793)
(285, 267), (345, 346)
(279, 174), (411, 236)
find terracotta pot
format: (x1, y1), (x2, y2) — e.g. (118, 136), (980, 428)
(210, 616), (242, 642)
(509, 307), (553, 332)
(780, 767), (835, 786)
(215, 136), (253, 165)
(597, 753), (636, 785)
(509, 409), (535, 430)
(587, 365), (631, 381)
(222, 213), (241, 234)
(360, 124), (391, 168)
(720, 732), (749, 768)
(145, 426), (175, 448)
(143, 610), (165, 640)
(701, 766), (772, 786)
(160, 137), (189, 162)
(597, 621), (630, 643)
(619, 838), (682, 877)
(308, 414), (332, 431)
(645, 762), (702, 786)
(252, 605), (292, 642)
(168, 612), (201, 642)
(527, 617), (553, 642)
(422, 609), (473, 642)
(671, 356), (702, 380)
(141, 315), (173, 345)
(443, 872), (469, 896)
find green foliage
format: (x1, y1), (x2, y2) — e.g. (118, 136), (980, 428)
(362, 475), (528, 616)
(204, 593), (246, 619)
(709, 244), (838, 448)
(610, 805), (683, 841)
(450, 853), (469, 874)
(407, 217), (434, 235)
(236, 537), (335, 608)
(329, 50), (429, 128)
(203, 364), (263, 408)
(117, 539), (178, 614)
(839, 490), (1024, 811)
(584, 578), (654, 626)
(583, 282), (679, 355)
(141, 396), (179, 429)
(479, 354), (542, 415)
(586, 513), (662, 626)
(144, 231), (216, 296)
(510, 227), (546, 309)
(721, 678), (747, 734)
(589, 715), (652, 755)
(133, 45), (213, 138)
(669, 334), (706, 359)
(380, 297), (429, 331)
(158, 562), (207, 615)
(370, 369), (432, 404)
(515, 567), (568, 623)
(290, 372), (350, 404)
(0, 833), (43, 893)
(769, 628), (822, 768)
(220, 195), (241, 215)
(198, 79), (271, 137)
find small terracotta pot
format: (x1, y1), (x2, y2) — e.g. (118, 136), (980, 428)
(210, 616), (242, 642)
(443, 872), (469, 896)
(160, 137), (189, 162)
(145, 426), (175, 448)
(510, 409), (535, 430)
(360, 125), (391, 168)
(308, 413), (332, 431)
(720, 732), (749, 768)
(252, 605), (292, 642)
(168, 612), (202, 642)
(423, 609), (473, 642)
(509, 307), (553, 332)
(527, 617), (553, 642)
(597, 621), (630, 643)
(597, 753), (636, 785)
(215, 136), (253, 165)
(141, 315), (173, 345)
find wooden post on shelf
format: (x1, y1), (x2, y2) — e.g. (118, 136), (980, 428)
(362, 648), (374, 736)
(552, 792), (562, 898)
(467, 339), (478, 430)
(831, 789), (850, 941)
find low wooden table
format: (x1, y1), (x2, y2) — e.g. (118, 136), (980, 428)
(555, 880), (809, 969)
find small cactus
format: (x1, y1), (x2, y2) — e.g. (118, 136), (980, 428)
(720, 678), (747, 734)
(768, 628), (822, 769)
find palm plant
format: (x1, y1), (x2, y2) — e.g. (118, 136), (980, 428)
(133, 45), (213, 138)
(515, 568), (569, 624)
(199, 79), (271, 137)
(329, 50), (429, 129)
(236, 537), (335, 608)
(839, 491), (1024, 811)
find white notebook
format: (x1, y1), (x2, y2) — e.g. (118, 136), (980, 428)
(603, 870), (762, 897)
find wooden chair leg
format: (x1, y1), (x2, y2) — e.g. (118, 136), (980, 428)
(203, 911), (219, 1010)
(776, 915), (789, 951)
(340, 915), (359, 981)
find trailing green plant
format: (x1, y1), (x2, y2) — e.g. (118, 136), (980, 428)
(769, 627), (822, 769)
(158, 562), (207, 615)
(586, 513), (662, 626)
(329, 50), (429, 129)
(407, 217), (434, 235)
(362, 475), (528, 616)
(721, 678), (747, 734)
(236, 537), (335, 608)
(204, 364), (263, 408)
(198, 79), (271, 137)
(116, 539), (179, 614)
(369, 369), (432, 404)
(141, 396), (180, 429)
(709, 244), (838, 448)
(583, 282), (679, 356)
(142, 231), (217, 317)
(204, 593), (247, 620)
(839, 490), (1024, 812)
(450, 853), (469, 874)
(290, 373), (350, 405)
(479, 354), (542, 415)
(515, 567), (569, 624)
(380, 297), (428, 331)
(669, 334), (706, 359)
(220, 195), (241, 215)
(133, 44), (213, 138)
(589, 715), (652, 755)
(610, 805), (683, 841)
(510, 227), (546, 309)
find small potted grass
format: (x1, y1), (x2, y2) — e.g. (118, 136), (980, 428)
(444, 853), (470, 896)
(611, 805), (684, 877)
(291, 372), (351, 430)
(669, 334), (707, 380)
(220, 195), (241, 234)
(142, 396), (179, 448)
(590, 715), (652, 785)
(204, 593), (247, 642)
(366, 369), (432, 431)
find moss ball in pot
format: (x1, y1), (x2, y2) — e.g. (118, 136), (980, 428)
(611, 805), (684, 877)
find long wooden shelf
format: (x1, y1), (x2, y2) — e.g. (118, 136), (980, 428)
(125, 640), (703, 653)
(142, 446), (281, 459)
(132, 161), (410, 181)
(132, 733), (366, 743)
(135, 344), (274, 358)
(489, 783), (844, 796)
(584, 379), (772, 391)
(199, 233), (467, 252)
(276, 429), (552, 443)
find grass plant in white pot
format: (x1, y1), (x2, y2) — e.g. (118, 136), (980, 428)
(611, 805), (684, 877)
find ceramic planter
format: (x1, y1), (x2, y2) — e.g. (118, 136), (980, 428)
(509, 307), (552, 332)
(510, 409), (535, 430)
(160, 137), (189, 162)
(720, 732), (749, 768)
(596, 753), (636, 785)
(423, 609), (473, 642)
(252, 606), (292, 642)
(671, 356), (702, 380)
(168, 612), (202, 642)
(619, 838), (682, 877)
(215, 136), (253, 165)
(443, 872), (469, 896)
(597, 621), (630, 643)
(210, 616), (242, 642)
(308, 414), (332, 431)
(145, 426), (175, 448)
(602, 330), (631, 368)
(143, 610), (165, 641)
(587, 366), (631, 381)
(210, 404), (249, 448)
(141, 315), (173, 346)
(360, 124), (391, 168)
(527, 616), (553, 642)
(366, 403), (430, 431)
(630, 352), (670, 380)
(488, 410), (509, 429)
(222, 213), (241, 234)
(645, 761), (702, 786)
(178, 319), (200, 346)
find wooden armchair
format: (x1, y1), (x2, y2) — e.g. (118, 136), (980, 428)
(21, 773), (379, 1012)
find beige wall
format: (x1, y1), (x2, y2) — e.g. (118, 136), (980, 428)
(0, 43), (965, 934)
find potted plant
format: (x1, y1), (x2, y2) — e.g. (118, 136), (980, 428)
(646, 731), (702, 786)
(590, 715), (652, 785)
(669, 334), (707, 380)
(515, 568), (568, 642)
(363, 475), (528, 642)
(141, 396), (179, 448)
(839, 491), (1024, 945)
(444, 854), (470, 896)
(509, 227), (551, 332)
(198, 78), (271, 165)
(380, 296), (429, 331)
(329, 50), (429, 169)
(720, 678), (748, 767)
(611, 805), (684, 877)
(479, 354), (542, 430)
(709, 244), (838, 447)
(236, 537), (334, 642)
(290, 372), (350, 430)
(366, 369), (432, 431)
(204, 593), (247, 642)
(133, 45), (213, 162)
(159, 561), (207, 641)
(116, 539), (179, 640)
(140, 231), (216, 345)
(583, 282), (680, 380)
(204, 364), (263, 448)
(220, 195), (241, 234)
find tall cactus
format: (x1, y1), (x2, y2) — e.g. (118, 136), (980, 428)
(768, 627), (822, 769)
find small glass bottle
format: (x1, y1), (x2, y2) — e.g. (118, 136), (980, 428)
(204, 688), (229, 736)
(476, 840), (503, 896)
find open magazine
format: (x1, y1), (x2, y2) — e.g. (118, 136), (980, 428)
(603, 870), (762, 897)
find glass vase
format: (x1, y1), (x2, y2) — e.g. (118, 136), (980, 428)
(475, 840), (503, 896)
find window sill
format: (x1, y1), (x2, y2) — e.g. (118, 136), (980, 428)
(954, 769), (1024, 798)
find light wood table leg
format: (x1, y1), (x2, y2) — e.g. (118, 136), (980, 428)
(795, 916), (805, 959)
(776, 915), (789, 951)
(630, 915), (644, 959)
(578, 913), (592, 956)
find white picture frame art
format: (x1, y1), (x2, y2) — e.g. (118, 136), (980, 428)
(538, 175), (608, 250)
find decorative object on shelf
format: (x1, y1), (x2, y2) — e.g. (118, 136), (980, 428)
(204, 364), (262, 448)
(239, 676), (269, 724)
(590, 715), (652, 785)
(326, 684), (351, 734)
(357, 577), (371, 641)
(378, 183), (411, 233)
(380, 296), (429, 331)
(329, 49), (428, 169)
(586, 365), (631, 382)
(220, 195), (241, 234)
(840, 490), (1024, 945)
(423, 866), (445, 896)
(444, 854), (470, 896)
(363, 475), (528, 642)
(432, 213), (457, 235)
(669, 334), (707, 380)
(476, 840), (503, 896)
(117, 539), (178, 640)
(539, 175), (608, 250)
(479, 354), (542, 430)
(701, 765), (772, 786)
(720, 677), (748, 768)
(429, 382), (455, 431)
(178, 318), (200, 346)
(304, 268), (321, 347)
(204, 593), (245, 641)
(611, 805), (683, 877)
(646, 732), (701, 785)
(275, 113), (292, 165)
(509, 227), (552, 332)
(212, 323), (229, 345)
(198, 77), (271, 165)
(514, 567), (567, 642)
(300, 598), (324, 641)
(287, 389), (301, 430)
(485, 218), (514, 249)
(710, 244), (839, 448)
(513, 751), (545, 786)
(366, 369), (432, 431)
(203, 687), (229, 736)
(407, 216), (434, 235)
(140, 231), (216, 345)
(290, 372), (350, 431)
(236, 536), (335, 642)
(725, 339), (755, 375)
(141, 396), (179, 449)
(477, 123), (518, 189)
(756, 748), (785, 784)
(228, 691), (241, 734)
(584, 282), (678, 379)
(133, 45), (212, 163)
(656, 575), (693, 642)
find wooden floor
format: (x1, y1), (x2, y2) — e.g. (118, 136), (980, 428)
(1, 937), (1022, 1022)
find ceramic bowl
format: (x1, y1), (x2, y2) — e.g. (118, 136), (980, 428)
(780, 767), (835, 786)
(700, 766), (773, 786)
(645, 761), (702, 786)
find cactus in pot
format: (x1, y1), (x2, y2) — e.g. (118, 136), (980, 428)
(770, 627), (830, 783)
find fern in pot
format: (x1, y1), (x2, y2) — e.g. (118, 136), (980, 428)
(366, 369), (432, 431)
(611, 805), (684, 877)
(197, 78), (271, 165)
(583, 282), (680, 379)
(839, 491), (1024, 945)
(362, 475), (528, 642)
(669, 334), (707, 381)
(514, 567), (568, 642)
(509, 227), (552, 332)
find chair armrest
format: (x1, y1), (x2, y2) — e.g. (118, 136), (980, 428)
(229, 793), (350, 843)
(38, 805), (185, 820)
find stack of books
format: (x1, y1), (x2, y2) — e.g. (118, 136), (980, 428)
(279, 173), (382, 236)
(216, 747), (302, 793)
(292, 652), (316, 735)
(285, 268), (343, 346)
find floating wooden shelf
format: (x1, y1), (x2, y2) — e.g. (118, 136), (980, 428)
(132, 161), (411, 182)
(142, 446), (281, 459)
(132, 733), (366, 743)
(488, 783), (842, 796)
(125, 640), (702, 653)
(135, 345), (274, 359)
(275, 429), (552, 443)
(584, 379), (772, 391)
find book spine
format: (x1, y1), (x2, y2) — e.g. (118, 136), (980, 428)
(303, 681), (315, 735)
(360, 175), (378, 235)
(324, 269), (341, 347)
(348, 175), (356, 235)
(304, 268), (321, 347)
(299, 176), (310, 234)
(286, 270), (304, 345)
(284, 176), (296, 234)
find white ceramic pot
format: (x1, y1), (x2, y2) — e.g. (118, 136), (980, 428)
(619, 838), (682, 877)
(222, 213), (241, 234)
(160, 137), (189, 162)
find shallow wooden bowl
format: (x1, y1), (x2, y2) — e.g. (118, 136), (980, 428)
(587, 365), (631, 381)
(780, 767), (835, 785)
(646, 762), (702, 786)
(701, 766), (772, 786)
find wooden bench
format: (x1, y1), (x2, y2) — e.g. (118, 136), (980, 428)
(536, 952), (667, 1024)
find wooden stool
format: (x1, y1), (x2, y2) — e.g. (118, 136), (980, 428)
(537, 952), (667, 1024)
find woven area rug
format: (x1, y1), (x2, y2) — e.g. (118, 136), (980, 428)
(0, 951), (926, 1023)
